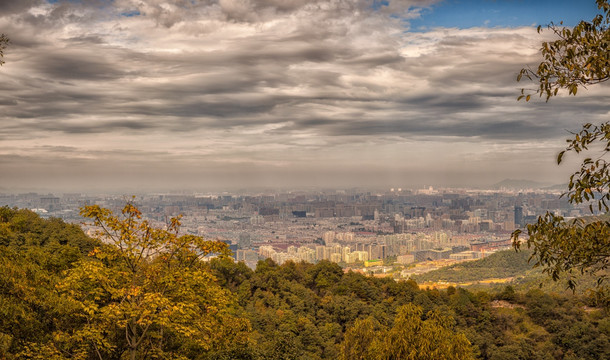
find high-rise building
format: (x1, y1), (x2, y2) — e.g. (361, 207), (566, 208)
(330, 253), (342, 263)
(315, 245), (325, 261)
(323, 231), (335, 243)
(514, 206), (523, 227)
(238, 233), (251, 249)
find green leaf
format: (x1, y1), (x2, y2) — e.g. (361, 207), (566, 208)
(557, 151), (565, 164)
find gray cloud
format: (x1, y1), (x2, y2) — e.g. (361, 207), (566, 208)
(0, 0), (43, 15)
(38, 52), (127, 80)
(122, 0), (436, 27)
(0, 0), (600, 191)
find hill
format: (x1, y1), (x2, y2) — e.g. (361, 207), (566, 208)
(413, 249), (533, 283)
(491, 179), (548, 190)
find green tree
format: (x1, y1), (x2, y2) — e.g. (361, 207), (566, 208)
(513, 0), (610, 306)
(376, 304), (474, 360)
(340, 304), (474, 360)
(0, 207), (101, 358)
(22, 202), (250, 360)
(340, 317), (379, 360)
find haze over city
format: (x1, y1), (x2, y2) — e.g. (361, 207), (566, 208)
(0, 0), (607, 193)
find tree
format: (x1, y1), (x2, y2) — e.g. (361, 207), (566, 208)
(22, 201), (250, 360)
(0, 34), (8, 66)
(513, 0), (610, 306)
(340, 304), (474, 360)
(340, 317), (379, 360)
(0, 207), (101, 358)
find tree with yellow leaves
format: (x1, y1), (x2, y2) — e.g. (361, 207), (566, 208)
(341, 304), (474, 360)
(22, 201), (250, 360)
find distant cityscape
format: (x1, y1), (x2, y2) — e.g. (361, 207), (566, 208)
(0, 186), (583, 279)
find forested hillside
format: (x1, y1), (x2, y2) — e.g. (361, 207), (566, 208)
(0, 207), (100, 356)
(413, 250), (534, 283)
(414, 249), (610, 300)
(1, 208), (609, 360)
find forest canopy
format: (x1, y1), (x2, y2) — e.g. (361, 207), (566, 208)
(1, 207), (609, 360)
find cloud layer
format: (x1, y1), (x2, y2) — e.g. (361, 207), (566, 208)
(0, 0), (606, 192)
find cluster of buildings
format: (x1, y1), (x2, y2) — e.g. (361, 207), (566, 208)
(0, 186), (585, 272)
(258, 244), (371, 265)
(254, 232), (511, 267)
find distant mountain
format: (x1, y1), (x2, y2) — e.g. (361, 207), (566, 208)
(491, 179), (548, 190)
(542, 183), (567, 191)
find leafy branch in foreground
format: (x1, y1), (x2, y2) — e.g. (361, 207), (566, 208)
(513, 122), (610, 306)
(513, 0), (610, 307)
(517, 0), (610, 101)
(513, 215), (610, 304)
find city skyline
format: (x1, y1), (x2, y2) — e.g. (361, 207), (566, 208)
(0, 0), (607, 193)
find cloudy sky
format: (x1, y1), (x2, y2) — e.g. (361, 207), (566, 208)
(0, 0), (607, 193)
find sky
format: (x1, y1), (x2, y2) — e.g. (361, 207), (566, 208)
(0, 0), (607, 193)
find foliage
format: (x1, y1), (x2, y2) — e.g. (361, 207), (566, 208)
(517, 0), (610, 101)
(25, 202), (250, 360)
(0, 207), (99, 358)
(513, 263), (610, 300)
(2, 207), (610, 359)
(0, 34), (7, 66)
(514, 213), (610, 305)
(513, 0), (610, 306)
(341, 304), (474, 360)
(341, 317), (379, 360)
(414, 250), (533, 283)
(210, 257), (610, 360)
